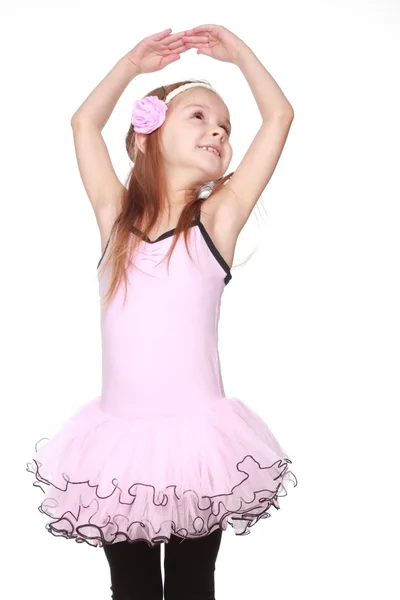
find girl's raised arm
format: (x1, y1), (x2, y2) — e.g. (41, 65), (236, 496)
(70, 56), (140, 220)
(183, 26), (294, 236)
(70, 29), (188, 244)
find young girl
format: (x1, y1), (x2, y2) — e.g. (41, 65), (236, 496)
(27, 24), (297, 599)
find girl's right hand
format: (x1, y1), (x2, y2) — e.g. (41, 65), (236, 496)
(125, 28), (189, 75)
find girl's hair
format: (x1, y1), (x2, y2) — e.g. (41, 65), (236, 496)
(98, 78), (235, 308)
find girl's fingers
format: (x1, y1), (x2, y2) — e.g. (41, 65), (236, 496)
(170, 44), (190, 54)
(168, 38), (188, 50)
(160, 32), (188, 49)
(159, 43), (190, 55)
(151, 28), (172, 41)
(184, 42), (208, 48)
(190, 25), (215, 33)
(182, 35), (209, 43)
(164, 30), (187, 43)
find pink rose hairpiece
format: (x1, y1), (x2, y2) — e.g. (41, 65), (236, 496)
(131, 82), (221, 134)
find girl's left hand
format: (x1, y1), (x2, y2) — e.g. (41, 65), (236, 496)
(182, 24), (248, 65)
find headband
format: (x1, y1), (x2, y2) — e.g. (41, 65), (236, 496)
(131, 81), (222, 134)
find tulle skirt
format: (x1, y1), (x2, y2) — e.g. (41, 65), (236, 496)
(26, 395), (297, 548)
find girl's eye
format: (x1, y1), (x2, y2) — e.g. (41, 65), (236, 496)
(193, 110), (204, 122)
(193, 111), (230, 135)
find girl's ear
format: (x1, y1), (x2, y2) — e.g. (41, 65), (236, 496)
(135, 132), (147, 155)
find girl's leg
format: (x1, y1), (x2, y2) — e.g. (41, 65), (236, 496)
(163, 528), (224, 600)
(103, 538), (163, 600)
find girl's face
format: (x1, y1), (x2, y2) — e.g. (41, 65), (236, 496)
(160, 88), (233, 183)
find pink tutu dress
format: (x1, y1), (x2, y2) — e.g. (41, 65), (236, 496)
(27, 209), (297, 548)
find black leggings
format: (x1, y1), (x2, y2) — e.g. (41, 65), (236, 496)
(103, 528), (224, 600)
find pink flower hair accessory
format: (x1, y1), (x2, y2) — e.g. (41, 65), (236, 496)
(131, 96), (168, 134)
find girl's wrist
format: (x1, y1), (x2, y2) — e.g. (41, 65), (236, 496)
(122, 54), (143, 77)
(233, 43), (254, 69)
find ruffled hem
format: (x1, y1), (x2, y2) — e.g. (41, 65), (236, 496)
(26, 395), (298, 548)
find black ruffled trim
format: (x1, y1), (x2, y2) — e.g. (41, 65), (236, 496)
(26, 450), (297, 548)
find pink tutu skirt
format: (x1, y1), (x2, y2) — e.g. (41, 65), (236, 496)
(27, 395), (297, 547)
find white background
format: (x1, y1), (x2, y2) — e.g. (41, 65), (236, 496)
(1, 1), (399, 598)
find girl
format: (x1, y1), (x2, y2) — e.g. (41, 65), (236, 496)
(27, 24), (297, 600)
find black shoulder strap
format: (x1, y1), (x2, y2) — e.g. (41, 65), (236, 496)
(195, 202), (202, 224)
